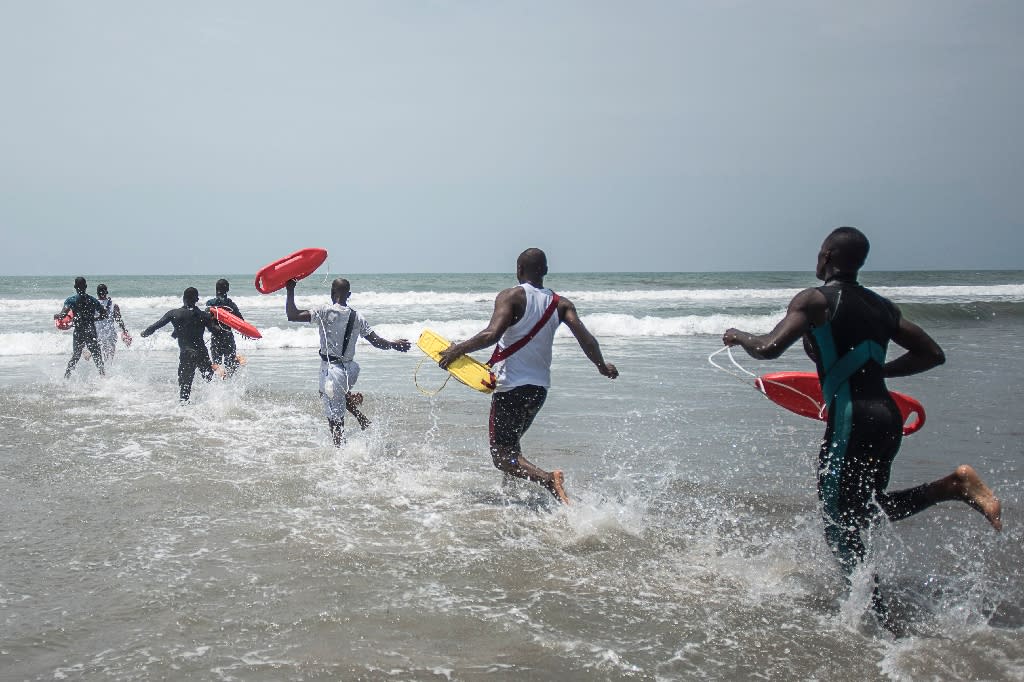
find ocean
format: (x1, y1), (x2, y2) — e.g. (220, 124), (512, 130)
(1, 271), (1022, 680)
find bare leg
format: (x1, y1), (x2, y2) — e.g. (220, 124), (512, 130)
(346, 392), (371, 430)
(491, 445), (570, 504)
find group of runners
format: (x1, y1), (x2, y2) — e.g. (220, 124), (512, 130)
(55, 230), (1002, 632)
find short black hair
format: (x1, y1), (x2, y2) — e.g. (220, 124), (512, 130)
(825, 226), (870, 270)
(517, 248), (548, 278)
(183, 287), (200, 305)
(216, 278), (229, 295)
(74, 276), (87, 292)
(97, 283), (108, 294)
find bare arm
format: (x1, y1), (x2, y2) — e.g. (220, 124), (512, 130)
(284, 280), (311, 323)
(885, 317), (945, 377)
(560, 298), (618, 378)
(113, 304), (129, 333)
(438, 287), (521, 369)
(723, 288), (826, 359)
(365, 330), (411, 352)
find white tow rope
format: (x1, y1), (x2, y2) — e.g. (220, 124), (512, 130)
(708, 345), (826, 418)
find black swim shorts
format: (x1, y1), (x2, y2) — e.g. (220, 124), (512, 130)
(489, 384), (548, 451)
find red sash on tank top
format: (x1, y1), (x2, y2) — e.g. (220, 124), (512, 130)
(482, 294), (560, 389)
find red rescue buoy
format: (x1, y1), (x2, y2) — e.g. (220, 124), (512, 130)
(254, 248), (328, 294)
(756, 371), (926, 436)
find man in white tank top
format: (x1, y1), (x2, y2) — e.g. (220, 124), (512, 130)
(440, 248), (618, 504)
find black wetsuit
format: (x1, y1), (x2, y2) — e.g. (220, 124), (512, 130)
(206, 295), (243, 375)
(806, 281), (937, 573)
(142, 305), (217, 402)
(62, 293), (107, 378)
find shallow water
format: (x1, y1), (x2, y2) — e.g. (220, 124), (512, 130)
(1, 272), (1022, 680)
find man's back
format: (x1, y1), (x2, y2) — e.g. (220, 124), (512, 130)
(808, 281), (901, 403)
(493, 283), (560, 391)
(165, 307), (211, 352)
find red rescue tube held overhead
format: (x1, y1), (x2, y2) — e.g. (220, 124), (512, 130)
(755, 371), (926, 436)
(254, 248), (328, 294)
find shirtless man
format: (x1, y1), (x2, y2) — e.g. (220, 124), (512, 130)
(439, 248), (618, 504)
(285, 277), (410, 446)
(140, 287), (219, 403)
(722, 226), (1001, 624)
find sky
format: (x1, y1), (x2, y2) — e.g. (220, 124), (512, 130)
(1, 1), (1022, 275)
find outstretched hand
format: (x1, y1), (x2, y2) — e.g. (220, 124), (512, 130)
(599, 362), (619, 379)
(391, 339), (411, 352)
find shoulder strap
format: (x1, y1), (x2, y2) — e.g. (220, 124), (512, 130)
(488, 293), (560, 366)
(340, 309), (357, 358)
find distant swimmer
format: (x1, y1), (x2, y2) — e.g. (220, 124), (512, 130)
(722, 226), (1001, 627)
(140, 287), (220, 403)
(284, 277), (411, 446)
(55, 276), (108, 378)
(439, 248), (618, 504)
(95, 283), (132, 363)
(206, 278), (244, 377)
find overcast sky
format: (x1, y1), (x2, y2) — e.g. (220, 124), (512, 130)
(1, 1), (1021, 275)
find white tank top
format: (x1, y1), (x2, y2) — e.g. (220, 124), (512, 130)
(493, 283), (560, 391)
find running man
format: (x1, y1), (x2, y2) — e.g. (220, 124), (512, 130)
(206, 278), (244, 377)
(55, 276), (108, 378)
(722, 226), (1001, 624)
(140, 287), (220, 403)
(439, 248), (619, 504)
(284, 277), (411, 446)
(95, 283), (132, 363)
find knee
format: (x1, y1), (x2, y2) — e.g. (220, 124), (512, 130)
(489, 446), (518, 473)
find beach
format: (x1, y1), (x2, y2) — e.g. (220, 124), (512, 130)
(1, 271), (1022, 680)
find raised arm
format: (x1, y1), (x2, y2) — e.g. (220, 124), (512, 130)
(438, 287), (520, 368)
(885, 317), (945, 377)
(723, 287), (826, 359)
(284, 280), (311, 323)
(559, 298), (618, 378)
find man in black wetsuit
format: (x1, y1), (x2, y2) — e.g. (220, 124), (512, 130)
(206, 278), (244, 377)
(55, 276), (108, 378)
(141, 287), (220, 403)
(722, 226), (1001, 626)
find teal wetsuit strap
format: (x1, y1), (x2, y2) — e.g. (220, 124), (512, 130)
(820, 340), (885, 409)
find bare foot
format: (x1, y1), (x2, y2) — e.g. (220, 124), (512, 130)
(955, 465), (1002, 531)
(549, 470), (571, 505)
